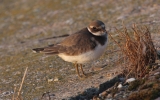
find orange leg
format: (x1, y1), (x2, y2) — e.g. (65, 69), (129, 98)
(80, 64), (86, 77)
(74, 63), (81, 78)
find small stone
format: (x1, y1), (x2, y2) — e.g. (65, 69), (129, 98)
(126, 78), (136, 83)
(117, 84), (123, 89)
(122, 93), (127, 98)
(1, 91), (13, 97)
(117, 15), (126, 20)
(92, 66), (104, 71)
(107, 94), (112, 98)
(49, 65), (53, 68)
(71, 68), (75, 71)
(48, 78), (53, 83)
(54, 77), (59, 82)
(65, 18), (73, 24)
(13, 71), (21, 75)
(35, 86), (44, 89)
(154, 72), (160, 75)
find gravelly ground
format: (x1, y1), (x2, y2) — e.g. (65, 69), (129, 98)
(0, 0), (160, 99)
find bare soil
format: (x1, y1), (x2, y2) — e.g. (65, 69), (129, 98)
(0, 0), (160, 99)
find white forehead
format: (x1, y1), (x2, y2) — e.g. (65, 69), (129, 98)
(90, 24), (105, 28)
(90, 25), (94, 28)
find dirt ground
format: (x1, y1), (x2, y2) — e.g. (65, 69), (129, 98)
(0, 0), (160, 100)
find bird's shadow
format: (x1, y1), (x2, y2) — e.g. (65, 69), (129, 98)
(40, 74), (121, 100)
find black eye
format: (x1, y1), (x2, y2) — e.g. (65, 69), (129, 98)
(92, 27), (96, 30)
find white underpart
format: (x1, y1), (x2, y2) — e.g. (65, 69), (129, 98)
(87, 27), (106, 36)
(58, 41), (108, 64)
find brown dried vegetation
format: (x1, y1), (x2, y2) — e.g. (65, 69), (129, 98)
(109, 25), (157, 78)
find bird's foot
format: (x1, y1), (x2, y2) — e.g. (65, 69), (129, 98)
(82, 73), (87, 78)
(77, 74), (87, 80)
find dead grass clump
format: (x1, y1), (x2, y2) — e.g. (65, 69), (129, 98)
(12, 67), (28, 100)
(109, 25), (157, 78)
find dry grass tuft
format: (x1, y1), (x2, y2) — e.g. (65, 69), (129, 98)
(12, 67), (28, 100)
(109, 25), (157, 78)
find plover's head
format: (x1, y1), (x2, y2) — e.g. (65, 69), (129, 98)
(87, 20), (107, 36)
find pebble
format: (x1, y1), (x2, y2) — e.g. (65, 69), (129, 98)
(49, 65), (53, 68)
(54, 77), (59, 82)
(0, 91), (13, 97)
(154, 72), (160, 75)
(126, 78), (136, 83)
(13, 71), (21, 75)
(117, 84), (123, 89)
(48, 78), (53, 83)
(107, 94), (112, 98)
(35, 86), (44, 89)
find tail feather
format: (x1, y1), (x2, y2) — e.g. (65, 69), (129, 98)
(32, 47), (58, 54)
(45, 52), (58, 55)
(32, 48), (44, 53)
